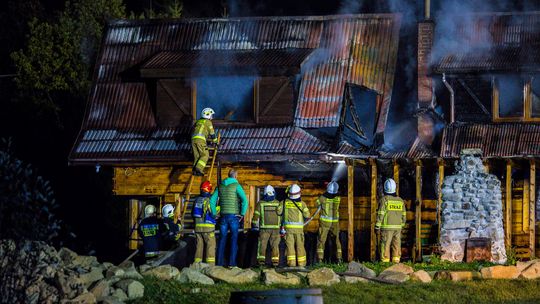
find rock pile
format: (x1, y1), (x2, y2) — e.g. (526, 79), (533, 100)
(0, 240), (144, 304)
(440, 150), (507, 263)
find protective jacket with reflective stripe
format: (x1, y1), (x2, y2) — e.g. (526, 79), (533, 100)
(375, 195), (406, 230)
(252, 199), (280, 229)
(317, 194), (340, 223)
(194, 196), (216, 233)
(277, 198), (310, 232)
(191, 118), (215, 142)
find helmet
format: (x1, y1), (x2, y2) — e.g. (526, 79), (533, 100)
(201, 108), (215, 119)
(201, 181), (212, 193)
(144, 205), (156, 218)
(288, 184), (301, 199)
(162, 204), (175, 218)
(384, 178), (397, 194)
(327, 181), (339, 195)
(263, 185), (275, 196)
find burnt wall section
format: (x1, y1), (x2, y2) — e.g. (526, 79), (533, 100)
(440, 151), (506, 264)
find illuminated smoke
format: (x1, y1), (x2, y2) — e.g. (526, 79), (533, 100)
(331, 161), (347, 182)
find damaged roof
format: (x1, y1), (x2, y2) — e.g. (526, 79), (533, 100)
(70, 14), (401, 164)
(441, 123), (540, 158)
(434, 12), (540, 74)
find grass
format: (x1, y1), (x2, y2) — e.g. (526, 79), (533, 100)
(133, 276), (540, 304)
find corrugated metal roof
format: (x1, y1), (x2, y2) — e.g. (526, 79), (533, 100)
(70, 126), (328, 163)
(441, 123), (540, 158)
(140, 49), (313, 76)
(434, 12), (540, 73)
(406, 137), (436, 159)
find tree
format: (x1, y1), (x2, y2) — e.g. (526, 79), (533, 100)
(0, 140), (61, 242)
(11, 0), (125, 101)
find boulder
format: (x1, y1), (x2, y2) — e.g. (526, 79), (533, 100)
(380, 272), (409, 283)
(78, 267), (104, 287)
(142, 265), (180, 280)
(263, 269), (301, 286)
(105, 267), (124, 279)
(89, 280), (110, 301)
(519, 262), (540, 279)
(346, 261), (376, 278)
(434, 271), (480, 281)
(480, 266), (519, 279)
(110, 289), (128, 302)
(58, 248), (79, 266)
(115, 279), (144, 299)
(379, 264), (414, 277)
(60, 292), (96, 304)
(342, 276), (369, 283)
(190, 262), (211, 272)
(138, 264), (152, 274)
(102, 262), (114, 270)
(517, 260), (539, 273)
(118, 261), (143, 280)
(54, 272), (85, 299)
(307, 268), (340, 286)
(72, 256), (98, 269)
(177, 268), (215, 285)
(410, 270), (432, 283)
(203, 266), (260, 284)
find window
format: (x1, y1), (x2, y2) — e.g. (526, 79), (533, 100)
(492, 75), (540, 122)
(195, 76), (255, 122)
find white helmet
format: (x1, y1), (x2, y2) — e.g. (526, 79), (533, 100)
(162, 204), (175, 218)
(327, 181), (339, 195)
(384, 178), (397, 194)
(144, 205), (156, 218)
(201, 108), (215, 119)
(288, 184), (301, 199)
(264, 185), (275, 197)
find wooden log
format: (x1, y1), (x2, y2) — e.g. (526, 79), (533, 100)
(129, 199), (141, 250)
(246, 185), (256, 229)
(415, 160), (423, 262)
(393, 160), (400, 196)
(523, 179), (530, 233)
(370, 158), (377, 261)
(530, 159), (536, 259)
(347, 163), (355, 262)
(437, 159), (444, 241)
(505, 160), (512, 248)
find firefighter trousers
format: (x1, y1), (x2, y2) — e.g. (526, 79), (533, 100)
(317, 221), (342, 261)
(258, 229), (280, 266)
(195, 232), (216, 265)
(380, 229), (401, 263)
(192, 141), (209, 173)
(285, 231), (306, 267)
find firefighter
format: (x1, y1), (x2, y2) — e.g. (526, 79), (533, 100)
(316, 181), (342, 263)
(277, 184), (310, 267)
(191, 107), (218, 176)
(193, 181), (217, 265)
(210, 169), (248, 267)
(375, 178), (406, 263)
(161, 204), (182, 250)
(138, 205), (166, 260)
(252, 185), (281, 267)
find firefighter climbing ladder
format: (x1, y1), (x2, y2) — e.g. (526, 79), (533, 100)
(175, 132), (221, 229)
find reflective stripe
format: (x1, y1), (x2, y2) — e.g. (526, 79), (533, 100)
(271, 257), (279, 261)
(196, 223), (215, 228)
(197, 160), (207, 167)
(192, 134), (206, 140)
(206, 257), (215, 262)
(257, 256), (266, 260)
(392, 257), (401, 262)
(284, 224), (304, 229)
(316, 249), (324, 253)
(380, 224), (402, 229)
(320, 215), (339, 222)
(297, 256), (306, 261)
(260, 225), (280, 229)
(194, 258), (202, 262)
(145, 251), (159, 257)
(287, 255), (296, 260)
(382, 258), (390, 262)
(284, 221), (303, 226)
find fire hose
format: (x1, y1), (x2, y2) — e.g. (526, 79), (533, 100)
(303, 206), (322, 226)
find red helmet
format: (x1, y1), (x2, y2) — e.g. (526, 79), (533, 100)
(201, 181), (212, 193)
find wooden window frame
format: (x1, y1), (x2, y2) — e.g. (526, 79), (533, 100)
(492, 75), (540, 122)
(190, 78), (259, 124)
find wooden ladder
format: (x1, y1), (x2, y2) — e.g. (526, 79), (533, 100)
(174, 133), (221, 227)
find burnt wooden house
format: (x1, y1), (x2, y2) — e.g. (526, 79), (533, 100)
(414, 11), (540, 260)
(69, 14), (403, 263)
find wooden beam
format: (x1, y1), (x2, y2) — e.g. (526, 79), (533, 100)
(530, 159), (536, 259)
(370, 159), (377, 261)
(505, 160), (512, 249)
(415, 160), (423, 262)
(246, 185), (257, 229)
(524, 178), (530, 234)
(437, 159), (445, 241)
(129, 199), (141, 250)
(393, 160), (399, 196)
(347, 164), (355, 262)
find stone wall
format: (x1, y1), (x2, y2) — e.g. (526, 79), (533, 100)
(440, 151), (506, 263)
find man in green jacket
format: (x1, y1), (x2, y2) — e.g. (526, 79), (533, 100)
(375, 178), (406, 263)
(210, 169), (248, 267)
